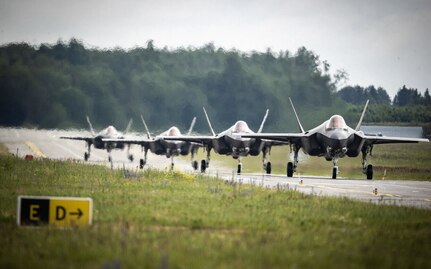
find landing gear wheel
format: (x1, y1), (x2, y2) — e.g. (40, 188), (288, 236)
(200, 159), (207, 173)
(366, 164), (373, 180)
(332, 167), (338, 179)
(192, 160), (198, 171)
(84, 152), (89, 161)
(128, 154), (134, 162)
(108, 156), (112, 163)
(237, 163), (242, 174)
(265, 162), (272, 174)
(287, 162), (294, 177)
(139, 159), (145, 169)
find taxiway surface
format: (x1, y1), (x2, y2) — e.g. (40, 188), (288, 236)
(1, 127), (430, 209)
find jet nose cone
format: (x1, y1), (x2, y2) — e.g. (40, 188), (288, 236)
(329, 131), (348, 140)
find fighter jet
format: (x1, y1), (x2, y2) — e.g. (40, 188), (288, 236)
(240, 98), (429, 179)
(162, 108), (285, 174)
(60, 116), (134, 162)
(103, 116), (201, 170)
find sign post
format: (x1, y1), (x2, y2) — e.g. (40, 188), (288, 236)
(17, 196), (93, 227)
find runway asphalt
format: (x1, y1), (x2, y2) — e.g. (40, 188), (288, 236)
(1, 127), (430, 210)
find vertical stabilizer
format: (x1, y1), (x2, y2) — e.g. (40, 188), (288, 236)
(140, 115), (152, 139)
(355, 99), (369, 131)
(86, 116), (96, 136)
(124, 119), (133, 134)
(187, 117), (197, 135)
(257, 109), (269, 133)
(289, 98), (305, 133)
(203, 107), (216, 136)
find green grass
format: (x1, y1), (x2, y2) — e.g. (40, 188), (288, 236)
(190, 143), (431, 180)
(0, 156), (430, 268)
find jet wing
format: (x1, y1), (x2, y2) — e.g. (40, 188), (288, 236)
(102, 138), (152, 146)
(161, 135), (215, 146)
(60, 136), (93, 143)
(363, 135), (429, 145)
(240, 133), (305, 144)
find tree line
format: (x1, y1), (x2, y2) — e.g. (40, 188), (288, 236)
(0, 39), (430, 134)
(338, 84), (431, 106)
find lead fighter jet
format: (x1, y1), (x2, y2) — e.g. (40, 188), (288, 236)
(162, 108), (285, 174)
(240, 98), (429, 179)
(60, 116), (134, 163)
(103, 116), (201, 170)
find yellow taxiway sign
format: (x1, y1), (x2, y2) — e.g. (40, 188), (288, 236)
(17, 196), (93, 227)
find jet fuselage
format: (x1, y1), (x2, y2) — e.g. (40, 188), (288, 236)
(299, 115), (365, 161)
(92, 126), (127, 150)
(211, 121), (264, 158)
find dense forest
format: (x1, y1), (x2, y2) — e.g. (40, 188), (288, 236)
(0, 39), (430, 133)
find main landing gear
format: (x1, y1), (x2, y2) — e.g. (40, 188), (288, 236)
(263, 147), (272, 174)
(84, 143), (91, 161)
(265, 162), (272, 174)
(362, 145), (373, 180)
(287, 144), (299, 177)
(200, 147), (211, 173)
(191, 148), (198, 171)
(127, 145), (134, 162)
(128, 154), (134, 162)
(200, 159), (207, 173)
(139, 147), (148, 169)
(192, 160), (198, 170)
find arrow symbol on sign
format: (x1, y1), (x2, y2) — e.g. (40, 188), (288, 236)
(69, 208), (83, 219)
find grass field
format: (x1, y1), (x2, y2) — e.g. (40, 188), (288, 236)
(0, 155), (430, 268)
(188, 143), (431, 180)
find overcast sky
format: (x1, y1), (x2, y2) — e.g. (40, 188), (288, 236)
(1, 0), (430, 97)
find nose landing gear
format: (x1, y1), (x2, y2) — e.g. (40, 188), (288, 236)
(332, 158), (339, 179)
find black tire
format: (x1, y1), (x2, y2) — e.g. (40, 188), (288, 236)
(192, 160), (198, 170)
(287, 162), (293, 177)
(332, 167), (337, 179)
(237, 164), (242, 174)
(366, 164), (373, 180)
(128, 154), (134, 162)
(108, 156), (112, 163)
(139, 159), (145, 169)
(266, 162), (272, 174)
(84, 152), (89, 161)
(200, 159), (207, 173)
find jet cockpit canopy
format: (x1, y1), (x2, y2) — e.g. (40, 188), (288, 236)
(232, 121), (252, 133)
(167, 127), (181, 136)
(325, 115), (347, 130)
(101, 126), (118, 137)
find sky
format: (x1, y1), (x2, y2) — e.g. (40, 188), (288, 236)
(1, 0), (430, 98)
